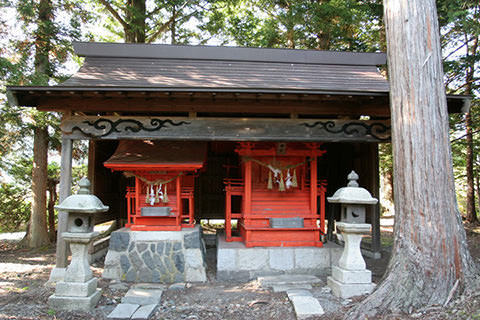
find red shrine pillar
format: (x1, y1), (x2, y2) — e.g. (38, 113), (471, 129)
(310, 153), (318, 216)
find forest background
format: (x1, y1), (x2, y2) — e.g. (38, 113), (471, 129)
(0, 0), (478, 245)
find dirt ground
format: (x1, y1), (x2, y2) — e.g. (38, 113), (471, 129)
(1, 225), (480, 320)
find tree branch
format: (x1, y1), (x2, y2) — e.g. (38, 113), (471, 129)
(98, 0), (129, 30)
(146, 0), (194, 43)
(147, 14), (177, 43)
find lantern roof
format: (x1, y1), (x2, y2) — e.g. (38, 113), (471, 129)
(327, 171), (378, 205)
(55, 178), (109, 213)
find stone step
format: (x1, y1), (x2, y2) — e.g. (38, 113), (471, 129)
(107, 303), (140, 319)
(271, 284), (313, 292)
(286, 289), (324, 319)
(131, 304), (158, 320)
(121, 288), (163, 305)
(258, 274), (322, 288)
(132, 283), (167, 290)
(168, 282), (186, 290)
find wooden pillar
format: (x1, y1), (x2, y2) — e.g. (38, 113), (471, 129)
(244, 160), (252, 215)
(87, 140), (95, 191)
(320, 186), (325, 233)
(55, 137), (73, 268)
(135, 177), (140, 225)
(310, 156), (318, 215)
(176, 176), (182, 226)
(225, 187), (232, 240)
(369, 143), (381, 254)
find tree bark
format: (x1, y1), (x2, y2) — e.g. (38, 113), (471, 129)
(24, 127), (50, 248)
(347, 1), (477, 317)
(47, 177), (58, 242)
(464, 35), (478, 224)
(22, 0), (53, 248)
(465, 110), (477, 223)
(171, 5), (176, 45)
(125, 0), (146, 43)
(476, 174), (480, 215)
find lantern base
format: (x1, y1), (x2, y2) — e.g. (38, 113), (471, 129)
(327, 275), (375, 299)
(48, 288), (101, 312)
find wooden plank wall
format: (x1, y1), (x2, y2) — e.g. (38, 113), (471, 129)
(321, 142), (381, 252)
(88, 140), (130, 224)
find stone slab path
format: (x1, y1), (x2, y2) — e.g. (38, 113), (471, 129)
(287, 289), (325, 319)
(107, 303), (141, 319)
(258, 274), (325, 319)
(121, 288), (163, 305)
(108, 284), (164, 319)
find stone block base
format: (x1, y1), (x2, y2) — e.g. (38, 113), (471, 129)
(331, 266), (371, 284)
(103, 226), (207, 283)
(327, 276), (375, 299)
(217, 233), (343, 281)
(47, 267), (66, 284)
(55, 278), (97, 297)
(48, 289), (101, 312)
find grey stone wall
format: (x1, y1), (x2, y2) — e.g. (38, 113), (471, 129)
(217, 235), (343, 281)
(103, 226), (207, 283)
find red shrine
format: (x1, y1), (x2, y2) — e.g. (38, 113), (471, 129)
(224, 142), (327, 247)
(105, 140), (327, 247)
(104, 141), (207, 231)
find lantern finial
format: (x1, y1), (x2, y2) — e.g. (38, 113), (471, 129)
(347, 170), (359, 187)
(78, 177), (91, 195)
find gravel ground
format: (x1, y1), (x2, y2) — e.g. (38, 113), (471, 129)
(1, 225), (480, 320)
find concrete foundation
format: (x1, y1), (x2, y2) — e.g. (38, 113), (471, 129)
(216, 234), (343, 281)
(103, 226), (207, 283)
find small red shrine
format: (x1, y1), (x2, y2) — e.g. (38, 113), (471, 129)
(224, 142), (327, 247)
(104, 141), (207, 231)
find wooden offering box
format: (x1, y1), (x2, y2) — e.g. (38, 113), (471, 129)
(104, 141), (206, 231)
(225, 142), (327, 247)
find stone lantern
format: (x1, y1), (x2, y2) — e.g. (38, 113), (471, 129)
(48, 178), (109, 312)
(326, 171), (378, 299)
(327, 171), (377, 223)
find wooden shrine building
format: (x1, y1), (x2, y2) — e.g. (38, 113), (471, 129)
(7, 42), (468, 270)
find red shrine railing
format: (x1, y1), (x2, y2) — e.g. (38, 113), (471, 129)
(224, 142), (327, 247)
(124, 174), (196, 231)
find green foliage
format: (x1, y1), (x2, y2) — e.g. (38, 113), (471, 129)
(439, 0), (480, 215)
(200, 0), (383, 51)
(0, 183), (31, 232)
(94, 0), (209, 43)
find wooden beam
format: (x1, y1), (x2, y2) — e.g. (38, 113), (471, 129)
(61, 116), (391, 142)
(33, 96), (391, 117)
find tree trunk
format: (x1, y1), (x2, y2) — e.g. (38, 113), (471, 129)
(464, 35), (478, 224)
(171, 5), (176, 45)
(33, 0), (53, 78)
(465, 111), (477, 223)
(21, 0), (53, 248)
(24, 127), (50, 248)
(47, 178), (58, 242)
(347, 0), (477, 317)
(476, 174), (480, 215)
(125, 0), (146, 43)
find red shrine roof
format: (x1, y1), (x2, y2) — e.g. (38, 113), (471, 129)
(104, 140), (207, 171)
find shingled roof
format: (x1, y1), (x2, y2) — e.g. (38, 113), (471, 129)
(59, 42), (389, 94)
(6, 42), (468, 113)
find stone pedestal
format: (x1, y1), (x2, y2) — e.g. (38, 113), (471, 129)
(103, 225), (207, 283)
(327, 223), (375, 298)
(49, 232), (102, 312)
(217, 233), (343, 281)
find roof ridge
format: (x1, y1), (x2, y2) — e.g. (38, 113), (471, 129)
(73, 42), (386, 66)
